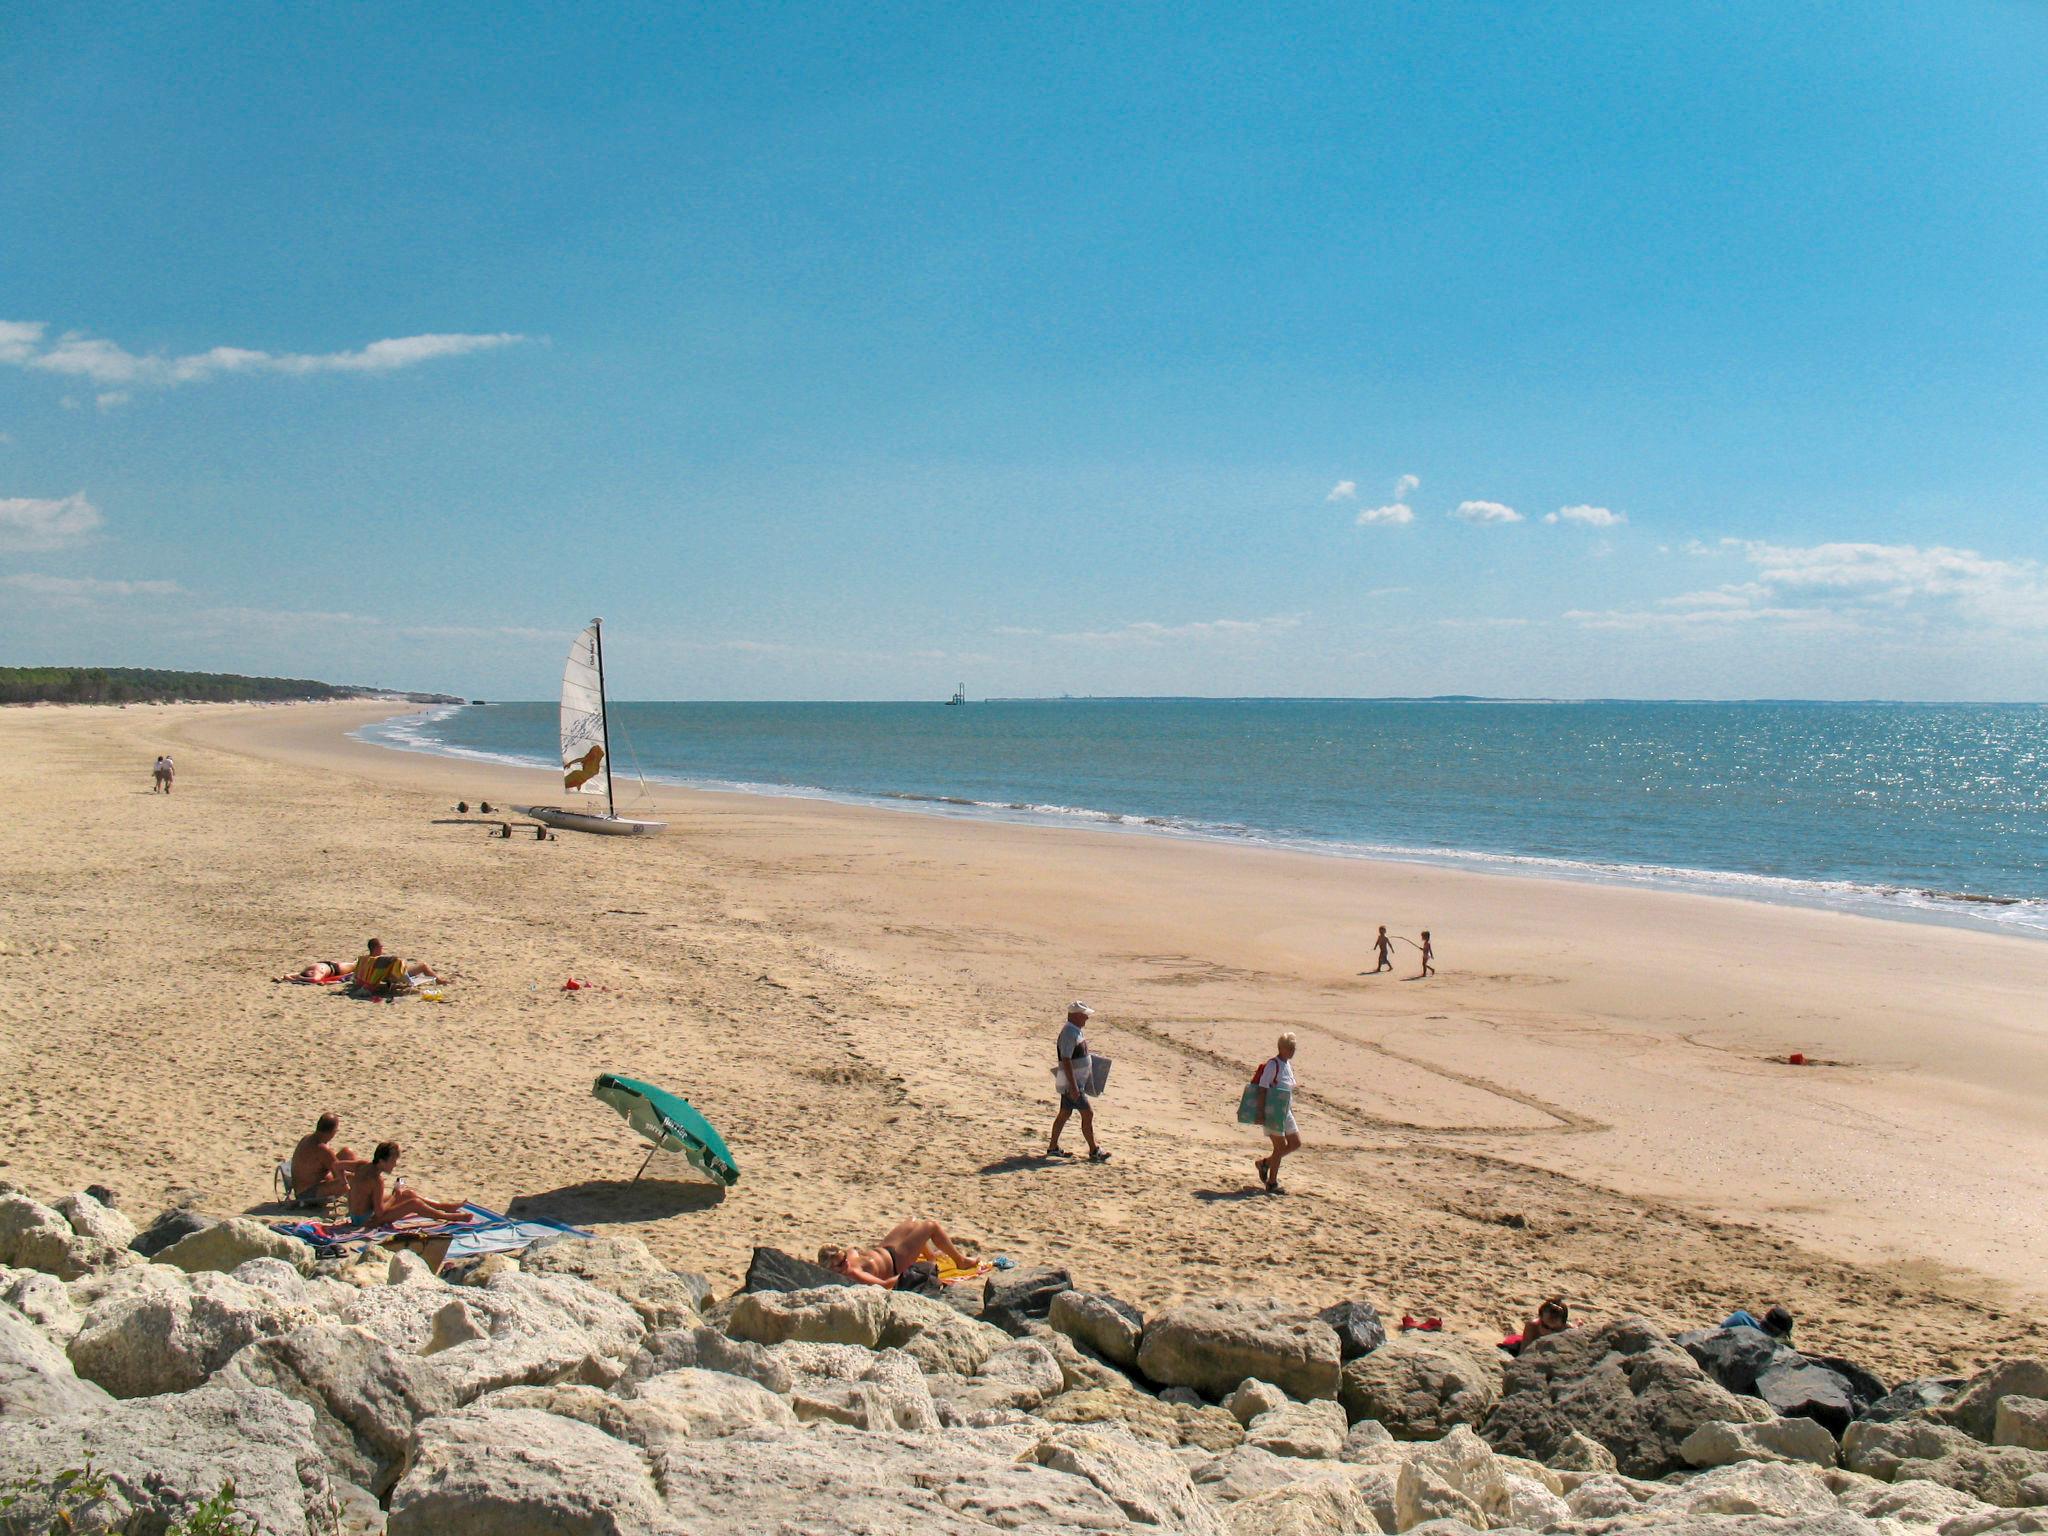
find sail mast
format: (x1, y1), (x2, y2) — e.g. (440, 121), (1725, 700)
(592, 616), (616, 820)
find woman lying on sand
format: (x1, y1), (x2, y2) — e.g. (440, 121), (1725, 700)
(348, 1142), (475, 1227)
(274, 960), (348, 983)
(819, 1218), (974, 1287)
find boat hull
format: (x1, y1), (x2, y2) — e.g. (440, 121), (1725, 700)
(517, 805), (667, 837)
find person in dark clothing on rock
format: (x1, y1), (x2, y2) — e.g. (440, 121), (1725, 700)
(1723, 1303), (1794, 1339)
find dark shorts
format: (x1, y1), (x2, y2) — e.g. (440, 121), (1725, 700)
(1060, 1091), (1090, 1113)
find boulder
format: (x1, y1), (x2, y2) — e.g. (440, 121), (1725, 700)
(619, 1324), (793, 1395)
(1680, 1324), (1793, 1396)
(1758, 1355), (1863, 1436)
(725, 1284), (1009, 1378)
(1394, 1423), (1512, 1529)
(238, 1255), (316, 1301)
(1193, 1443), (1323, 1501)
(0, 1379), (342, 1534)
(778, 1343), (939, 1431)
(54, 1190), (137, 1249)
(1246, 1397), (1348, 1459)
(518, 1233), (704, 1331)
(1340, 1419), (1397, 1462)
(0, 1193), (124, 1280)
(659, 1421), (1144, 1532)
(981, 1264), (1071, 1335)
(385, 1250), (436, 1286)
(1051, 1289), (1145, 1368)
(1019, 1425), (1226, 1533)
(1682, 1414), (1842, 1468)
(68, 1268), (314, 1397)
(1038, 1383), (1245, 1452)
(1862, 1375), (1964, 1423)
(1547, 1427), (1620, 1474)
(1479, 1316), (1772, 1478)
(623, 1364), (799, 1437)
(742, 1245), (847, 1293)
(1318, 1299), (1388, 1362)
(129, 1204), (218, 1258)
(157, 1217), (311, 1276)
(386, 1405), (672, 1534)
(1634, 1458), (1840, 1520)
(951, 1337), (1066, 1416)
(0, 1299), (111, 1420)
(1, 1268), (82, 1344)
(1941, 1360), (2048, 1443)
(1338, 1335), (1503, 1439)
(1998, 1397), (2048, 1453)
(1227, 1377), (1287, 1427)
(1844, 1416), (2048, 1507)
(1137, 1299), (1342, 1403)
(215, 1321), (457, 1495)
(1499, 1470), (1573, 1528)
(1222, 1470), (1386, 1535)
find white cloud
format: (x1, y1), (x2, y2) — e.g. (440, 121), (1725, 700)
(1053, 614), (1304, 646)
(95, 392), (131, 411)
(1395, 473), (1420, 499)
(1565, 538), (2048, 633)
(0, 492), (101, 551)
(0, 320), (527, 393)
(1326, 480), (1357, 502)
(1545, 504), (1625, 527)
(1451, 500), (1522, 525)
(0, 572), (179, 597)
(1356, 503), (1414, 526)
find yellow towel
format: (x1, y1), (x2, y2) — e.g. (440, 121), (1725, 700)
(935, 1258), (993, 1286)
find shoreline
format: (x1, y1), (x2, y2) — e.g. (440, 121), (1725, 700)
(356, 701), (2048, 942)
(6, 699), (2046, 1385)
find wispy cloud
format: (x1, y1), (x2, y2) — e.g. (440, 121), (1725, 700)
(1325, 480), (1357, 502)
(1395, 473), (1420, 499)
(1355, 503), (1414, 526)
(0, 492), (101, 551)
(1052, 614), (1304, 646)
(1546, 504), (1625, 528)
(1566, 538), (2048, 633)
(0, 572), (179, 597)
(1451, 500), (1522, 525)
(0, 320), (527, 393)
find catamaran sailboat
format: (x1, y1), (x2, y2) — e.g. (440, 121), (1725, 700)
(516, 619), (667, 837)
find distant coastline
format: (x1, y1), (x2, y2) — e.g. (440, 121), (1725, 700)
(0, 665), (462, 707)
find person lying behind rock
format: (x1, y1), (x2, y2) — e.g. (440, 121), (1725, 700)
(1722, 1302), (1795, 1339)
(348, 1142), (475, 1226)
(1499, 1296), (1570, 1355)
(818, 1218), (974, 1288)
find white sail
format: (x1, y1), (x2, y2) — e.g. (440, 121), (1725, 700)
(559, 620), (609, 799)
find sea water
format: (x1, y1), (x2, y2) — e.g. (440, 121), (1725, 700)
(359, 699), (2048, 937)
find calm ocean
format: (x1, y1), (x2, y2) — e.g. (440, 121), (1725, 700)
(359, 700), (2048, 937)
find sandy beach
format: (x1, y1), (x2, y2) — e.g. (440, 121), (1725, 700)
(3, 700), (2044, 1382)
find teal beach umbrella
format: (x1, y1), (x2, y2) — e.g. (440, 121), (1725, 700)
(592, 1073), (741, 1187)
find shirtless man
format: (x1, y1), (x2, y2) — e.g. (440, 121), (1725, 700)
(818, 1218), (974, 1288)
(347, 1142), (473, 1226)
(290, 1112), (364, 1199)
(351, 938), (442, 988)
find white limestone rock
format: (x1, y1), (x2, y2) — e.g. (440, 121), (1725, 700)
(68, 1268), (315, 1397)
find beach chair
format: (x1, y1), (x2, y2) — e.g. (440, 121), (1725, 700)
(352, 954), (412, 994)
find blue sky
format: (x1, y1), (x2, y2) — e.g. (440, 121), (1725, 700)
(4, 2), (2047, 699)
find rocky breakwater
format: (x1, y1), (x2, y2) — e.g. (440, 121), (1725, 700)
(3, 1190), (2048, 1534)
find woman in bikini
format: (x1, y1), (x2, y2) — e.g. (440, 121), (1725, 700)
(276, 960), (348, 983)
(818, 1218), (975, 1287)
(348, 1142), (476, 1226)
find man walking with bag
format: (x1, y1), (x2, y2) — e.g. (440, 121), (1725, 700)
(1045, 1000), (1110, 1163)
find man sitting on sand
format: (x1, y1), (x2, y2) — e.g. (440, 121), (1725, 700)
(351, 938), (443, 991)
(290, 1112), (365, 1200)
(1499, 1296), (1570, 1355)
(819, 1218), (977, 1288)
(348, 1142), (475, 1226)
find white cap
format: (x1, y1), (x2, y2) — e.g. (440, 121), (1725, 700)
(1068, 1000), (1093, 1017)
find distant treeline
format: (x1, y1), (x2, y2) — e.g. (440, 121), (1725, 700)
(2, 667), (364, 704)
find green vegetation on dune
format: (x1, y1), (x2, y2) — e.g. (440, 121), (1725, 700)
(0, 667), (455, 705)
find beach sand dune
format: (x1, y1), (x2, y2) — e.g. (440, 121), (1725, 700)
(2, 700), (2043, 1380)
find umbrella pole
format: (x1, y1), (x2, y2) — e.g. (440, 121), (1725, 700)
(633, 1141), (661, 1183)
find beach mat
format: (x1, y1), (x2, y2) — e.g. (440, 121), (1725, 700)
(272, 1203), (590, 1261)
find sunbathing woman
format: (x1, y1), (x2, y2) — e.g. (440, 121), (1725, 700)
(348, 1142), (475, 1226)
(275, 960), (348, 983)
(818, 1218), (975, 1288)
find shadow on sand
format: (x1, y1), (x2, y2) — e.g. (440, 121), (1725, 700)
(1193, 1185), (1275, 1204)
(508, 1178), (725, 1226)
(976, 1152), (1074, 1176)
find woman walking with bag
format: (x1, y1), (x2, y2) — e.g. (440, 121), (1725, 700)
(1245, 1032), (1301, 1195)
